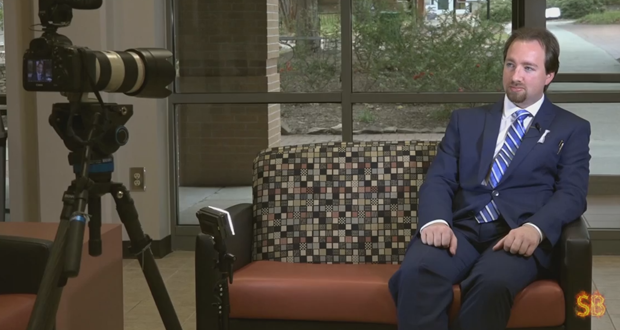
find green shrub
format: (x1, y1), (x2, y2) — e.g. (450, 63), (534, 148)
(280, 2), (508, 95)
(577, 10), (620, 23)
(489, 0), (512, 23)
(475, 0), (512, 24)
(557, 0), (605, 18)
(601, 0), (620, 5)
(351, 8), (506, 92)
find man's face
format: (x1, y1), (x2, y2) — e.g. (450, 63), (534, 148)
(37, 62), (43, 74)
(502, 40), (555, 108)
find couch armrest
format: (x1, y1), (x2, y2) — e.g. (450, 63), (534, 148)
(0, 235), (52, 295)
(557, 216), (592, 330)
(195, 201), (253, 330)
(225, 203), (254, 272)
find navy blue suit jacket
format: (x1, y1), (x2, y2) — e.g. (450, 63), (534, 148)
(417, 96), (591, 269)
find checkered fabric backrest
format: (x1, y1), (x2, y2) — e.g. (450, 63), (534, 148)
(251, 140), (440, 264)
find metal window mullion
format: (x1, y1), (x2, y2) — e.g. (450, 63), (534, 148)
(546, 92), (620, 103)
(523, 0), (547, 28)
(341, 0), (353, 142)
(167, 0), (181, 232)
(169, 91), (620, 105)
(553, 74), (620, 83)
(351, 92), (620, 104)
(512, 0), (525, 31)
(168, 92), (342, 104)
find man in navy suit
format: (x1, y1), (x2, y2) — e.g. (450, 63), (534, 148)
(388, 27), (591, 329)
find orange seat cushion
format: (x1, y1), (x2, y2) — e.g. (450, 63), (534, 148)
(507, 280), (565, 328)
(229, 261), (565, 327)
(0, 294), (36, 330)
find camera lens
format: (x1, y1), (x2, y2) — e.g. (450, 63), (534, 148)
(87, 48), (175, 98)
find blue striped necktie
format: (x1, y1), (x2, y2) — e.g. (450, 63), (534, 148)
(476, 109), (531, 223)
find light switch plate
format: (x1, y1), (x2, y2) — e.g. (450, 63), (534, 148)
(130, 167), (146, 191)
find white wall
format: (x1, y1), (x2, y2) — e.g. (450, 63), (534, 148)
(5, 0), (172, 241)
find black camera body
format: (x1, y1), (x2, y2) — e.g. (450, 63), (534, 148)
(23, 32), (88, 93)
(23, 0), (175, 99)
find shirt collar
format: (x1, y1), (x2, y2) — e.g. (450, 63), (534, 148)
(503, 94), (545, 118)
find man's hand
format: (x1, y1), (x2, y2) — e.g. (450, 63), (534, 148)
(493, 226), (541, 257)
(420, 223), (457, 255)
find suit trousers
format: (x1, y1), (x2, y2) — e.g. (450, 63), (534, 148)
(388, 218), (542, 330)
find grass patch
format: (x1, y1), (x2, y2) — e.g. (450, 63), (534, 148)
(576, 10), (620, 24)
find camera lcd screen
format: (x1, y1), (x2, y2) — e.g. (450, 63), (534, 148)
(27, 59), (53, 83)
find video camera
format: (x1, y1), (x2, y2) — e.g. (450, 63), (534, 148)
(23, 0), (174, 98)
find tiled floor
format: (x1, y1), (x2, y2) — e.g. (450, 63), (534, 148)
(124, 252), (620, 330)
(123, 252), (197, 330)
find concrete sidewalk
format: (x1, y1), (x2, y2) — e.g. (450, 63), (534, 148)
(505, 20), (620, 74)
(547, 21), (620, 74)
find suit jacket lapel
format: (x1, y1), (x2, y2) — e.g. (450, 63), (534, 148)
(477, 100), (504, 185)
(499, 97), (557, 183)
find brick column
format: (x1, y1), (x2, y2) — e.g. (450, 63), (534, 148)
(176, 0), (281, 186)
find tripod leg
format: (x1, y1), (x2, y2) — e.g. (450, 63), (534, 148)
(111, 183), (183, 330)
(88, 195), (102, 256)
(27, 184), (78, 330)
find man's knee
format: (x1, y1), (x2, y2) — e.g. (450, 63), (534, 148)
(470, 277), (514, 299)
(392, 255), (455, 295)
(462, 268), (532, 306)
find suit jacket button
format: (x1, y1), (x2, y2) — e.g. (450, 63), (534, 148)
(492, 190), (500, 197)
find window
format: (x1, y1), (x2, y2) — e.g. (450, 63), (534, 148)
(168, 0), (620, 239)
(352, 102), (478, 141)
(172, 0), (342, 93)
(546, 0), (620, 74)
(554, 102), (620, 176)
(174, 102), (341, 225)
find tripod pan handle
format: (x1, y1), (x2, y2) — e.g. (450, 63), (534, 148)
(64, 212), (88, 278)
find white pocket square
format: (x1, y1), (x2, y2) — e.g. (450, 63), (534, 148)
(537, 129), (551, 144)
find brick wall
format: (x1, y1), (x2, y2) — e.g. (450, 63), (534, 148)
(176, 0), (281, 186)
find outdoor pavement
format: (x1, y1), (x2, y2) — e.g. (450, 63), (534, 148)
(543, 20), (620, 74)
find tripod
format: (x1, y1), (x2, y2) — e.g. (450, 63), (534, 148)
(26, 94), (183, 330)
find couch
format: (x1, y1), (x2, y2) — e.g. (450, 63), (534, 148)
(195, 140), (592, 330)
(0, 235), (51, 330)
(0, 222), (124, 330)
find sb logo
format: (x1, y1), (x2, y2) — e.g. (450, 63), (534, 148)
(575, 290), (606, 318)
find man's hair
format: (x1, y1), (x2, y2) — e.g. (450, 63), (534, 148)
(503, 27), (561, 76)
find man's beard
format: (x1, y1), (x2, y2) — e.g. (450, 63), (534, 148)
(506, 85), (527, 104)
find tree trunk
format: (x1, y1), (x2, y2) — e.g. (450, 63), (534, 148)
(296, 0), (321, 52)
(417, 0), (425, 18)
(279, 0), (297, 34)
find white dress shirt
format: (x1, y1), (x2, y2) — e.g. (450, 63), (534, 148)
(419, 95), (545, 242)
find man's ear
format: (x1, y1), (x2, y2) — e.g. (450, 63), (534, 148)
(545, 71), (555, 86)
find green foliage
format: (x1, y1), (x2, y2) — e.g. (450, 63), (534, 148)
(577, 10), (620, 23)
(279, 1), (509, 108)
(320, 13), (340, 37)
(557, 0), (606, 19)
(350, 8), (506, 93)
(476, 0), (512, 24)
(600, 0), (620, 5)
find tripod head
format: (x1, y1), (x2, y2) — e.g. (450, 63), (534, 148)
(48, 93), (133, 178)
